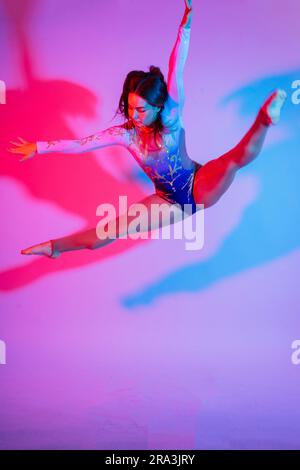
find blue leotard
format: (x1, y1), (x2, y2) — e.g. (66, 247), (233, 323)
(126, 120), (202, 214)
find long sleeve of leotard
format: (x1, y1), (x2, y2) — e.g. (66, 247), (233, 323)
(167, 18), (191, 109)
(36, 125), (128, 155)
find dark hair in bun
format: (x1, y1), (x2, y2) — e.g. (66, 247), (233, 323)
(148, 65), (165, 80)
(112, 65), (168, 140)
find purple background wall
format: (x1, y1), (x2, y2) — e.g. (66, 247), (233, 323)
(1, 0), (300, 449)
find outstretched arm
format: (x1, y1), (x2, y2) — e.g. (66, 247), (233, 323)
(166, 0), (193, 109)
(8, 125), (129, 160)
(36, 125), (128, 155)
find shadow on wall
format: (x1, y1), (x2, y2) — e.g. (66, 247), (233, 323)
(120, 71), (300, 308)
(0, 0), (152, 291)
(1, 0), (299, 297)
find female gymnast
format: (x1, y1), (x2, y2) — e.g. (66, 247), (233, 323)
(9, 0), (287, 259)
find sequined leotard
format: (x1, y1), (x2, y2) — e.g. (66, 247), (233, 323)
(126, 120), (202, 214)
(36, 24), (202, 214)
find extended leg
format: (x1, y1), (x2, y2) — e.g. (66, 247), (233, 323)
(21, 194), (186, 258)
(193, 89), (287, 208)
(20, 228), (108, 258)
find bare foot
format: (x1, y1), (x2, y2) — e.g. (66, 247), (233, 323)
(21, 240), (60, 259)
(261, 89), (287, 125)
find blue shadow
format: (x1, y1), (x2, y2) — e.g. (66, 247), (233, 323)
(121, 71), (300, 308)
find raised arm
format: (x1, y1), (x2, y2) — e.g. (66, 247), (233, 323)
(166, 1), (193, 109)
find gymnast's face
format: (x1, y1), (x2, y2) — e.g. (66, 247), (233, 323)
(128, 93), (161, 130)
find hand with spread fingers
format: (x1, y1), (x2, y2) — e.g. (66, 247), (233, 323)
(8, 137), (37, 162)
